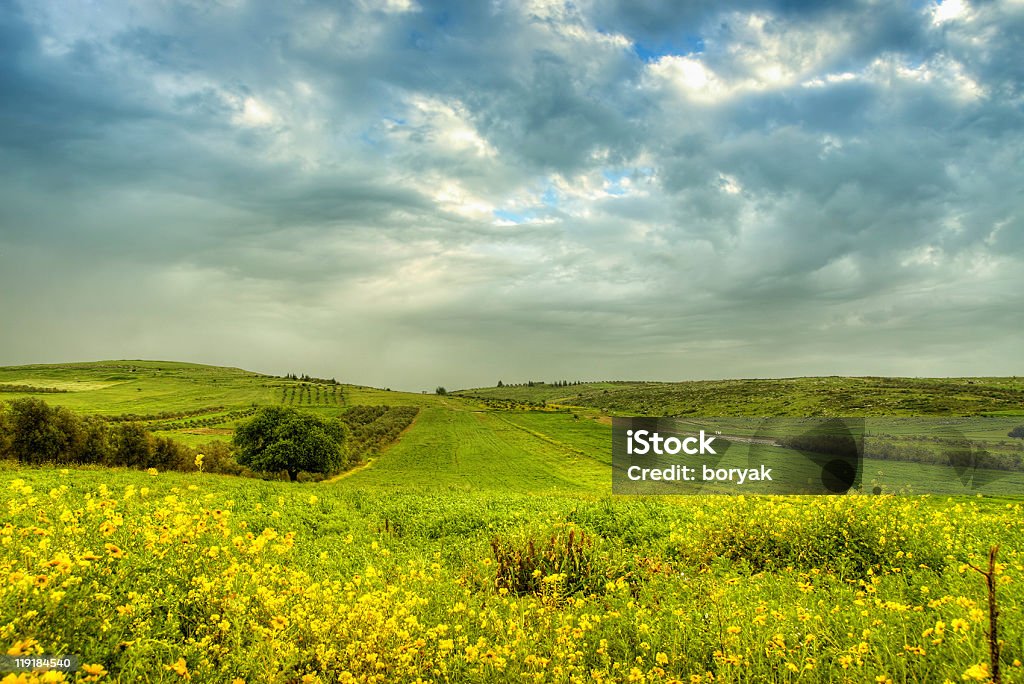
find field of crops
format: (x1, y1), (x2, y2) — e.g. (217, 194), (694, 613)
(1, 362), (1023, 682)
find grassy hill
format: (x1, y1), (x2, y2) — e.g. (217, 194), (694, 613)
(0, 360), (442, 448)
(456, 376), (1024, 416)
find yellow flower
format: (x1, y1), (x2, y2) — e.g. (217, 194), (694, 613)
(726, 626), (741, 634)
(962, 663), (990, 681)
(147, 468), (159, 476)
(165, 657), (190, 679)
(104, 544), (124, 559)
(6, 638), (37, 656)
(81, 663), (108, 677)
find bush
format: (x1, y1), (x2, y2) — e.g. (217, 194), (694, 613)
(489, 527), (609, 597)
(6, 398), (83, 464)
(198, 441), (245, 476)
(0, 403), (11, 458)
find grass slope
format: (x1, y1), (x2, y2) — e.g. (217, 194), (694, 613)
(0, 360), (443, 448)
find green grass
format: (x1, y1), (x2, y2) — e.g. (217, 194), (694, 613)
(348, 406), (609, 493)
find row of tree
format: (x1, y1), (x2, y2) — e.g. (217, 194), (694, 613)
(496, 380), (585, 388)
(341, 405), (418, 456)
(0, 398), (236, 473)
(282, 373), (340, 384)
(0, 384), (69, 394)
(774, 430), (1024, 472)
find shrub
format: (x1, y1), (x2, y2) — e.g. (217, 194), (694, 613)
(110, 422), (152, 468)
(489, 527), (608, 597)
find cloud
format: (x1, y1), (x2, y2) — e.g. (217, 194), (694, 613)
(0, 0), (1022, 389)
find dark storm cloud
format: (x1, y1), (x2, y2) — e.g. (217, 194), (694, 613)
(0, 0), (1021, 389)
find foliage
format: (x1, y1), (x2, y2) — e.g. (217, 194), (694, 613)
(233, 406), (349, 481)
(1009, 426), (1024, 439)
(0, 398), (235, 476)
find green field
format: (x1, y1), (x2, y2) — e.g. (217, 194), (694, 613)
(2, 361), (1024, 683)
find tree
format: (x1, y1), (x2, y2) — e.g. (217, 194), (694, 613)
(6, 398), (82, 464)
(1009, 426), (1024, 439)
(0, 402), (11, 459)
(497, 380), (504, 387)
(112, 422), (152, 468)
(436, 386), (447, 395)
(234, 406), (348, 481)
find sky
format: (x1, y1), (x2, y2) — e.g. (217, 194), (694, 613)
(0, 0), (1021, 391)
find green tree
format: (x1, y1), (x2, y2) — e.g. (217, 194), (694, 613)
(436, 386), (447, 395)
(234, 406), (348, 481)
(1009, 426), (1024, 439)
(112, 422), (152, 468)
(6, 397), (83, 464)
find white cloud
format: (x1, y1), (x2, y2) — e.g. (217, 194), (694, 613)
(931, 0), (971, 25)
(233, 96), (277, 127)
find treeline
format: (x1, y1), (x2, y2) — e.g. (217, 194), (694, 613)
(775, 432), (1024, 472)
(497, 380), (584, 388)
(775, 434), (861, 459)
(149, 407), (259, 432)
(102, 406), (226, 423)
(0, 384), (69, 394)
(282, 373), (339, 384)
(0, 398), (239, 474)
(865, 437), (1023, 472)
(1, 398), (421, 481)
(341, 405), (419, 457)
